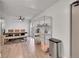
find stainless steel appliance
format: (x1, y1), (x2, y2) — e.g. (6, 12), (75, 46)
(71, 1), (79, 58)
(49, 38), (62, 58)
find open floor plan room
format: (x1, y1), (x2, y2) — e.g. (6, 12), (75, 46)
(0, 0), (79, 58)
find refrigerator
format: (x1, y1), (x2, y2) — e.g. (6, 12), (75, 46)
(71, 1), (79, 58)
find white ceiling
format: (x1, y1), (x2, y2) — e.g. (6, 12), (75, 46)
(0, 0), (58, 19)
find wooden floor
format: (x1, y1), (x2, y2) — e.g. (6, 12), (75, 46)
(1, 37), (50, 58)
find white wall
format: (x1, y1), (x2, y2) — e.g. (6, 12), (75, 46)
(33, 0), (76, 58)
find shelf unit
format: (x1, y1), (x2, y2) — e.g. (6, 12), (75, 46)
(30, 16), (53, 52)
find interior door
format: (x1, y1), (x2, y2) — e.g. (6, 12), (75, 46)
(71, 1), (79, 58)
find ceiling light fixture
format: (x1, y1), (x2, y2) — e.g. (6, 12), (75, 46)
(18, 16), (25, 21)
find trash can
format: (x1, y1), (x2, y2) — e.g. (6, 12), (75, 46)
(49, 38), (62, 58)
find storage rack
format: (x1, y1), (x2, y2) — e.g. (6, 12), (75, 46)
(30, 16), (53, 49)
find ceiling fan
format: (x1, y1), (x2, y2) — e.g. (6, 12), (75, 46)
(18, 16), (25, 21)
